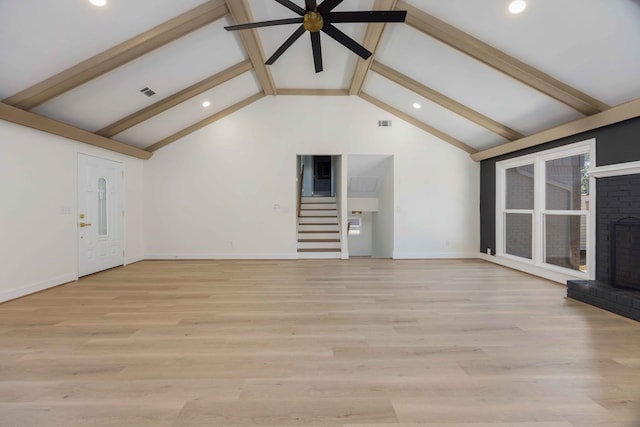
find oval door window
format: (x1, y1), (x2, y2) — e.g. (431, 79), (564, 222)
(98, 177), (108, 236)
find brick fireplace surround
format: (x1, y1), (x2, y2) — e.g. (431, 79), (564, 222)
(567, 174), (640, 322)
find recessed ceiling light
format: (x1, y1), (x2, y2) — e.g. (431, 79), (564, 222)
(89, 0), (107, 6)
(202, 101), (211, 108)
(413, 102), (421, 109)
(508, 0), (526, 14)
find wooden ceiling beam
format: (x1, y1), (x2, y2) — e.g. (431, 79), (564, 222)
(348, 0), (397, 96)
(97, 60), (253, 138)
(359, 93), (477, 154)
(471, 97), (640, 161)
(145, 92), (265, 152)
(3, 1), (229, 110)
(0, 102), (152, 160)
(225, 0), (276, 96)
(372, 61), (524, 141)
(398, 1), (610, 116)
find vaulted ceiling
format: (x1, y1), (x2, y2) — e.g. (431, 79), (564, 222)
(1, 0), (639, 161)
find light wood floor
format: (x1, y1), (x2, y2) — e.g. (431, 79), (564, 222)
(1, 259), (640, 427)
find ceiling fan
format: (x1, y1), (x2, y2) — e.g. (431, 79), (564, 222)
(224, 0), (407, 73)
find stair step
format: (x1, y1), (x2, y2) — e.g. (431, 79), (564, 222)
(298, 239), (340, 243)
(297, 251), (341, 259)
(298, 232), (339, 239)
(298, 248), (342, 252)
(299, 217), (337, 224)
(301, 203), (336, 210)
(298, 241), (341, 249)
(300, 211), (337, 217)
(301, 197), (335, 203)
(298, 225), (340, 232)
(298, 230), (339, 233)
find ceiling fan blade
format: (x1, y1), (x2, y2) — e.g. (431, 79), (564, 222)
(225, 17), (303, 31)
(310, 31), (323, 73)
(274, 0), (306, 15)
(327, 10), (407, 23)
(318, 0), (343, 14)
(321, 23), (372, 60)
(305, 0), (317, 12)
(265, 25), (307, 65)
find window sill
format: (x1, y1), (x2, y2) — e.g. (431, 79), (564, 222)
(478, 253), (588, 285)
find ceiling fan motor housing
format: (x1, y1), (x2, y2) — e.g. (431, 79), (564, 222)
(303, 12), (323, 32)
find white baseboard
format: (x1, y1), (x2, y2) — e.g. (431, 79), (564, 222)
(0, 273), (77, 303)
(477, 253), (582, 284)
(145, 253), (298, 260)
(393, 252), (478, 259)
(124, 255), (145, 265)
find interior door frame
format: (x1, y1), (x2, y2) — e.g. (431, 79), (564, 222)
(76, 151), (126, 278)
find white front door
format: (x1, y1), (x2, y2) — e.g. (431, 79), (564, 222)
(77, 153), (124, 277)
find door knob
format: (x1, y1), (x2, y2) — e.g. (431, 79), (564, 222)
(80, 222), (92, 227)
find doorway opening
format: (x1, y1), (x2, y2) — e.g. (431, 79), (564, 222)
(300, 155), (335, 197)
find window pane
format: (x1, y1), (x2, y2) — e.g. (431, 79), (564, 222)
(546, 154), (589, 210)
(506, 164), (534, 209)
(505, 213), (532, 259)
(98, 177), (108, 236)
(545, 214), (587, 272)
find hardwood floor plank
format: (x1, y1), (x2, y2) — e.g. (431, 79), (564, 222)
(172, 398), (398, 426)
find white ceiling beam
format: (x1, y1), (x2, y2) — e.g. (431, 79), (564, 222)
(3, 1), (229, 110)
(371, 61), (524, 141)
(97, 60), (253, 138)
(359, 92), (477, 154)
(145, 92), (265, 152)
(348, 0), (397, 96)
(471, 97), (640, 161)
(399, 1), (610, 116)
(225, 0), (277, 96)
(0, 102), (152, 160)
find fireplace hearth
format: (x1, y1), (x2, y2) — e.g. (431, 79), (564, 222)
(568, 280), (640, 322)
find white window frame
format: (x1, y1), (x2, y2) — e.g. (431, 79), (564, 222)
(496, 139), (595, 279)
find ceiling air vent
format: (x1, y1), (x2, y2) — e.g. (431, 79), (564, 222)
(378, 120), (392, 127)
(140, 87), (156, 97)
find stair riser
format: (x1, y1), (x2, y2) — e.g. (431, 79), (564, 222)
(298, 225), (340, 232)
(301, 203), (336, 210)
(300, 211), (337, 217)
(297, 252), (341, 259)
(298, 217), (337, 224)
(298, 232), (340, 240)
(298, 241), (342, 249)
(301, 197), (335, 203)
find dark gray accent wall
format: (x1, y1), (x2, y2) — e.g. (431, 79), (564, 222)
(480, 116), (640, 255)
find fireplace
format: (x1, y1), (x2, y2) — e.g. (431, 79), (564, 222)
(567, 174), (640, 322)
(611, 217), (640, 290)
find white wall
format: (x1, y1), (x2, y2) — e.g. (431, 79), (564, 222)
(144, 96), (479, 259)
(372, 157), (394, 258)
(0, 120), (145, 302)
(348, 198), (379, 212)
(348, 212), (373, 257)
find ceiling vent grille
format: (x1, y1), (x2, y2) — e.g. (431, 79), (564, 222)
(140, 87), (156, 97)
(378, 120), (392, 127)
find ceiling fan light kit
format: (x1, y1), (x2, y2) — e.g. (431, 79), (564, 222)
(225, 0), (407, 73)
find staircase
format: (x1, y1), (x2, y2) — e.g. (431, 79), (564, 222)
(297, 196), (341, 259)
